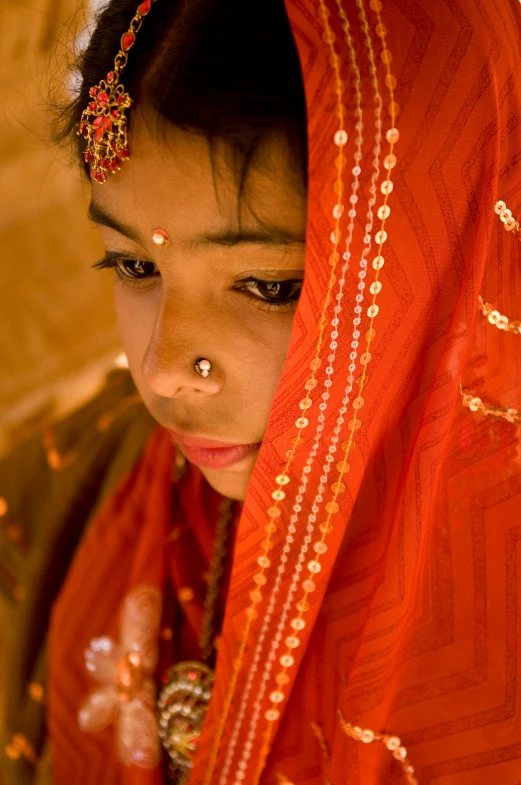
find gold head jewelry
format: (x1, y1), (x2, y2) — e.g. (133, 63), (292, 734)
(77, 0), (155, 183)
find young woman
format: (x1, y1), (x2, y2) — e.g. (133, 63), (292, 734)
(1, 0), (521, 783)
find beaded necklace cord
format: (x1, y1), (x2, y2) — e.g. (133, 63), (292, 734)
(158, 496), (235, 783)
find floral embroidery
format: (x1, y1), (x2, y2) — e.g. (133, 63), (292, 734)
(78, 584), (162, 768)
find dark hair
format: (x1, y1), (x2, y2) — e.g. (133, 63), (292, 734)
(57, 0), (308, 194)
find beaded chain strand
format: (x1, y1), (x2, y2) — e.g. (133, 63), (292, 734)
(201, 9), (351, 783)
(478, 295), (521, 334)
(338, 713), (418, 785)
(460, 385), (521, 425)
(218, 9), (374, 784)
(226, 7), (388, 784)
(494, 200), (521, 240)
(250, 0), (400, 781)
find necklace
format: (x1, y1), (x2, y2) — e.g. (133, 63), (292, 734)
(157, 496), (235, 783)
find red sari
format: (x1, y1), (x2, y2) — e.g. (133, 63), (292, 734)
(49, 0), (521, 783)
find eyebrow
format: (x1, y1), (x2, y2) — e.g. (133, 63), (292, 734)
(88, 201), (305, 250)
(88, 202), (142, 244)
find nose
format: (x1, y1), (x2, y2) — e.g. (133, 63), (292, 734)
(141, 295), (222, 398)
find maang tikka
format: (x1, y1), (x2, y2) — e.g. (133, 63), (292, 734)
(77, 0), (156, 183)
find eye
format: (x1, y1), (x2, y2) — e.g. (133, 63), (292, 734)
(236, 277), (303, 309)
(116, 258), (158, 279)
(93, 255), (159, 282)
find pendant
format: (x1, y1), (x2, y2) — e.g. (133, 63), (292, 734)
(157, 661), (214, 783)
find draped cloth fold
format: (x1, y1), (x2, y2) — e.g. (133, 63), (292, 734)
(49, 0), (521, 783)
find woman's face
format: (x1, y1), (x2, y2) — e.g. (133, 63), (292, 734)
(89, 117), (307, 500)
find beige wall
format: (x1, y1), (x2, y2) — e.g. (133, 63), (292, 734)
(0, 0), (124, 454)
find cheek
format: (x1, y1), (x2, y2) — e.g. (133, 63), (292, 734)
(113, 280), (297, 428)
(113, 285), (157, 382)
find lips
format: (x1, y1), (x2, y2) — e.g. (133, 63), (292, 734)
(165, 429), (261, 469)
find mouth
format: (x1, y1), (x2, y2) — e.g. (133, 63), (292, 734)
(165, 428), (261, 470)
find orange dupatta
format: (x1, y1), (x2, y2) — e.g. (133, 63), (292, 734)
(49, 0), (521, 783)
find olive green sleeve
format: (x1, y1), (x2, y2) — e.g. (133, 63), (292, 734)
(0, 370), (157, 784)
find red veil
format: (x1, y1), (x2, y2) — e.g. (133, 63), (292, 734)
(49, 0), (521, 783)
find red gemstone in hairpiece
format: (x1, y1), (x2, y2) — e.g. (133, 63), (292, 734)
(137, 0), (152, 14)
(89, 102), (97, 112)
(89, 87), (98, 97)
(106, 71), (114, 83)
(94, 126), (104, 142)
(121, 32), (136, 51)
(97, 91), (109, 107)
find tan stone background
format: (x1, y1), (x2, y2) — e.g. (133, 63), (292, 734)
(0, 0), (124, 456)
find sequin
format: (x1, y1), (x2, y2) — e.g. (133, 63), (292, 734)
(269, 691), (285, 703)
(334, 129), (348, 146)
(313, 542), (328, 554)
(28, 682), (44, 702)
(285, 636), (300, 649)
(178, 587), (194, 603)
(386, 127), (400, 143)
(265, 709), (280, 722)
(279, 654), (295, 668)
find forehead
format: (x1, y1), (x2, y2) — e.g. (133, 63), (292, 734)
(91, 115), (307, 241)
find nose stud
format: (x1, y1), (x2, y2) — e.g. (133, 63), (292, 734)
(195, 359), (212, 378)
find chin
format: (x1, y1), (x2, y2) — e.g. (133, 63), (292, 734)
(199, 463), (255, 502)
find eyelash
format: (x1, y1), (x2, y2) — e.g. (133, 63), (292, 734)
(92, 255), (303, 311)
